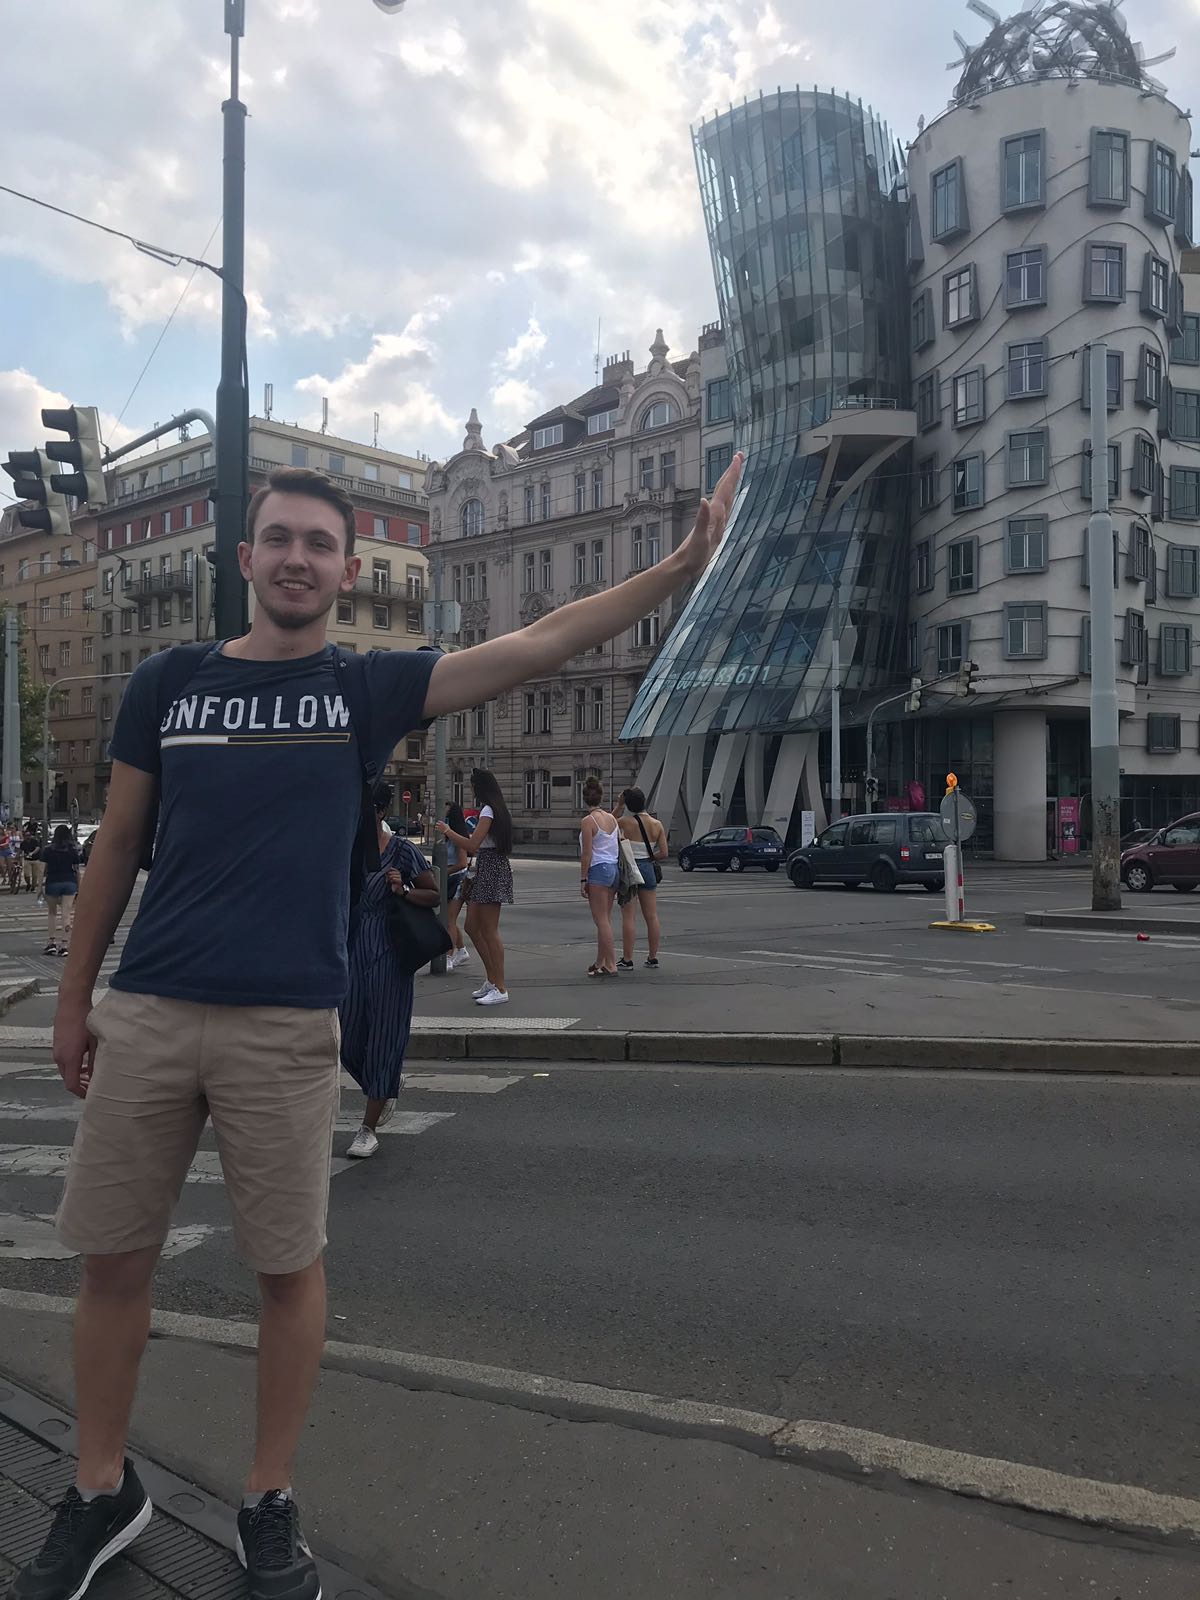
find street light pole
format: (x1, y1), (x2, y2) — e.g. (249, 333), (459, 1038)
(42, 672), (132, 833)
(429, 550), (449, 975)
(829, 571), (842, 818)
(214, 0), (249, 642)
(1087, 341), (1121, 911)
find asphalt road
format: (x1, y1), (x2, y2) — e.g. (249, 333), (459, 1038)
(0, 1050), (1195, 1503)
(3, 860), (1198, 1039)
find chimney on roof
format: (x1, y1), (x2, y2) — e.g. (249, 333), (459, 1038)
(603, 351), (634, 382)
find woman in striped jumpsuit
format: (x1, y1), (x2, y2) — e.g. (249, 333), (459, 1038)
(340, 782), (439, 1160)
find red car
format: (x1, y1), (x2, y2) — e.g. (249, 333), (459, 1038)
(1120, 813), (1200, 893)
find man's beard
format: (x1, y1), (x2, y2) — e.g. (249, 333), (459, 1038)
(254, 583), (334, 631)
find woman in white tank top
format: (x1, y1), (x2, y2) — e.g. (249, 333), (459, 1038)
(579, 776), (620, 977)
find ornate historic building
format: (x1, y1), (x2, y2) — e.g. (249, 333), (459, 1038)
(425, 331), (720, 849)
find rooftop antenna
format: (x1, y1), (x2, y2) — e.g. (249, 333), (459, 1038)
(263, 382), (274, 421)
(595, 318), (602, 385)
(373, 411), (381, 449)
(321, 397), (329, 435)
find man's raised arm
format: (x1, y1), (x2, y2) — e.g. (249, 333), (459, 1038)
(423, 452), (744, 720)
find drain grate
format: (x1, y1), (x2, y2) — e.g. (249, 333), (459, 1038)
(0, 1381), (389, 1598)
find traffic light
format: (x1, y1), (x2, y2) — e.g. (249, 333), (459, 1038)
(865, 775), (879, 801)
(955, 659), (980, 697)
(904, 675), (922, 713)
(42, 406), (107, 507)
(1, 450), (71, 538)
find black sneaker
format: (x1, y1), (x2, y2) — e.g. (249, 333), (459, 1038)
(237, 1490), (322, 1600)
(14, 1460), (152, 1599)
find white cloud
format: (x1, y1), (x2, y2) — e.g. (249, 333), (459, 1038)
(501, 317), (547, 372)
(0, 371), (135, 463)
(293, 302), (458, 449)
(489, 376), (541, 432)
(389, 23), (468, 77)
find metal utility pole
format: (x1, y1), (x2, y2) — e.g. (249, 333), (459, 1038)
(42, 674), (132, 832)
(214, 0), (250, 641)
(429, 552), (449, 975)
(2, 613), (22, 825)
(829, 571), (843, 818)
(1087, 341), (1121, 911)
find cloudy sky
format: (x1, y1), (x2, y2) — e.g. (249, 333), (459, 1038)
(1, 0), (1196, 479)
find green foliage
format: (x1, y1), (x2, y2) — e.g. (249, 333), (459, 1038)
(0, 608), (49, 772)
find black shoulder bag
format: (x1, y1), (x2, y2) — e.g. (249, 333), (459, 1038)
(633, 812), (663, 884)
(385, 867), (453, 976)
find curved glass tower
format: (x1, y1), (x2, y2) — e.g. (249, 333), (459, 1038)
(623, 89), (911, 746)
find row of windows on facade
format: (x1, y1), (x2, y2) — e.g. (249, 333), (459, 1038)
(913, 432), (1200, 521)
(919, 129), (1193, 256)
(530, 397), (689, 454)
(446, 769), (603, 814)
(15, 589), (97, 624)
(913, 520), (1200, 600)
(117, 444), (422, 498)
(457, 452), (680, 539)
(914, 608), (1197, 689)
(101, 507), (423, 550)
(6, 541), (98, 584)
(916, 338), (1198, 437)
(912, 244), (1194, 354)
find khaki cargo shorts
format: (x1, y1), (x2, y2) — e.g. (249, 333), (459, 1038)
(57, 989), (341, 1275)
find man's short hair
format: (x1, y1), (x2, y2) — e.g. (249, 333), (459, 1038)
(246, 467), (357, 557)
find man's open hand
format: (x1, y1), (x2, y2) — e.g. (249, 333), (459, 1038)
(54, 999), (96, 1099)
(674, 451), (744, 579)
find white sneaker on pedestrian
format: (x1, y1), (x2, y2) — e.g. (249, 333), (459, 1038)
(472, 979), (494, 1000)
(376, 1098), (397, 1128)
(453, 948), (471, 968)
(347, 1126), (379, 1159)
(476, 987), (509, 1007)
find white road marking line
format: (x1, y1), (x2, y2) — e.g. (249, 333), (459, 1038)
(0, 1213), (224, 1261)
(0, 1063), (57, 1080)
(334, 1111), (453, 1136)
(0, 1105), (80, 1123)
(816, 949), (1071, 974)
(0, 1145), (227, 1183)
(403, 1072), (524, 1094)
(0, 1028), (53, 1047)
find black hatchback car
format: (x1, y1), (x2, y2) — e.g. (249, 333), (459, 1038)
(678, 826), (785, 874)
(787, 812), (950, 892)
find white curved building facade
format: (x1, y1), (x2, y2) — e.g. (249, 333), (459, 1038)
(906, 70), (1198, 856)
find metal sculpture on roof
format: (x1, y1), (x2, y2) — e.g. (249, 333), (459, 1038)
(948, 0), (1175, 105)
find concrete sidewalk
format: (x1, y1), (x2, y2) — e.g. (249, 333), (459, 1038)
(1, 1300), (1198, 1599)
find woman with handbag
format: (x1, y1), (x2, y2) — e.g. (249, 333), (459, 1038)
(579, 777), (621, 979)
(340, 782), (441, 1160)
(614, 788), (668, 969)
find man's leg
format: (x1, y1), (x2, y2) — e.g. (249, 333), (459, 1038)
(249, 1258), (327, 1492)
(75, 1245), (161, 1490)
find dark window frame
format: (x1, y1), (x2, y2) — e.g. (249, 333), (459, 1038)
(1158, 623), (1192, 677)
(1004, 515), (1048, 574)
(1137, 345), (1164, 406)
(916, 369), (941, 431)
(1147, 142), (1179, 225)
(1001, 129), (1045, 213)
(1005, 427), (1049, 488)
(1006, 336), (1047, 399)
(947, 535), (978, 596)
(1088, 127), (1130, 207)
(930, 157), (969, 242)
(1084, 241), (1125, 303)
(943, 264), (979, 329)
(951, 452), (984, 512)
(1004, 245), (1047, 309)
(1003, 600), (1048, 660)
(951, 366), (985, 427)
(1081, 346), (1123, 411)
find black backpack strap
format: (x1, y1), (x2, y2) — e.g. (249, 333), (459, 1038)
(143, 642), (221, 870)
(330, 651), (381, 906)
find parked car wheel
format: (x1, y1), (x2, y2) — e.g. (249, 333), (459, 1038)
(924, 879), (944, 893)
(871, 862), (898, 893)
(679, 853), (695, 873)
(765, 862), (780, 873)
(789, 860), (814, 889)
(728, 854), (744, 873)
(1174, 883), (1198, 892)
(1124, 862), (1154, 893)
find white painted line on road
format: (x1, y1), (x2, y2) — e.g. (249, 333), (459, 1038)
(0, 1214), (224, 1261)
(0, 1028), (52, 1048)
(334, 1111), (453, 1137)
(1033, 928), (1200, 946)
(0, 1062), (57, 1080)
(0, 1145), (227, 1183)
(0, 1104), (79, 1123)
(817, 949), (1071, 975)
(403, 1073), (524, 1094)
(0, 1286), (1193, 1544)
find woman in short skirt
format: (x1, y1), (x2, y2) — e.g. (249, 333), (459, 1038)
(437, 767), (514, 1007)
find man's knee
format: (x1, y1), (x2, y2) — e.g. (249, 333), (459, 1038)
(81, 1245), (160, 1299)
(258, 1255), (324, 1305)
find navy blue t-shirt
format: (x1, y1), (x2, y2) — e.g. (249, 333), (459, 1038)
(109, 643), (439, 1008)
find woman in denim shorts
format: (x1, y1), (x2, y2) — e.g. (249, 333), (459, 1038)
(579, 777), (620, 978)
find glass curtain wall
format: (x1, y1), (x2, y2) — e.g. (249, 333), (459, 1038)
(623, 89), (910, 742)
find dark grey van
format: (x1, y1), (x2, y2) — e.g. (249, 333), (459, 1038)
(787, 812), (950, 892)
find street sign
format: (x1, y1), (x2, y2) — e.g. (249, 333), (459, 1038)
(402, 789), (413, 805)
(939, 789), (977, 844)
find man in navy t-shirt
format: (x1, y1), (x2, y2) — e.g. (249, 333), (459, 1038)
(20, 453), (743, 1600)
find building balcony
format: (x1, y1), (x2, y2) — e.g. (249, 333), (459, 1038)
(114, 570), (197, 600)
(354, 577), (425, 602)
(112, 466), (214, 509)
(248, 458), (427, 512)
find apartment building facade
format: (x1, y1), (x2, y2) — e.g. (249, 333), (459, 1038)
(425, 331), (717, 849)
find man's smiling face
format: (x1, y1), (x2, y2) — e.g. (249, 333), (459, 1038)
(240, 491), (361, 631)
